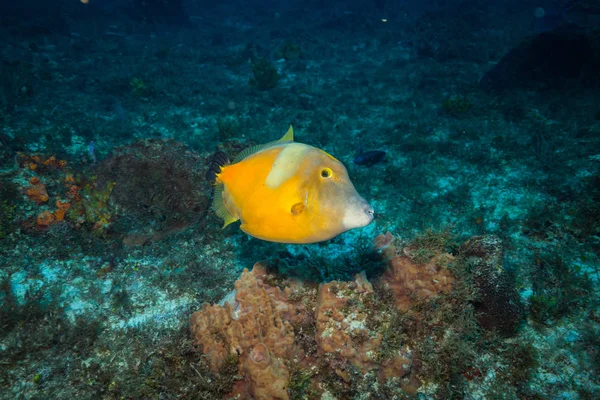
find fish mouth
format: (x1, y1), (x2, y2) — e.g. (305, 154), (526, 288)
(342, 198), (375, 230)
(365, 205), (375, 222)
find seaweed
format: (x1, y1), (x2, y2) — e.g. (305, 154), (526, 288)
(249, 57), (281, 90)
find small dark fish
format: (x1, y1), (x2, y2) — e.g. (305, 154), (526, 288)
(353, 146), (386, 166)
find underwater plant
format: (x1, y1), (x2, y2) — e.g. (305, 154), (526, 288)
(93, 139), (211, 243)
(130, 77), (147, 96)
(217, 116), (242, 140)
(249, 57), (280, 90)
(530, 252), (593, 326)
(276, 41), (302, 61)
(442, 95), (472, 116)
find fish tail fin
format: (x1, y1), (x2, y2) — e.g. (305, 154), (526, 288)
(206, 151), (230, 185)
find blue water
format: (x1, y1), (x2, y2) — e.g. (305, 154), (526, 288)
(0, 1), (599, 399)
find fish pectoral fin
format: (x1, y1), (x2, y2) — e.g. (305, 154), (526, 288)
(291, 202), (305, 215)
(212, 184), (239, 229)
(221, 213), (239, 229)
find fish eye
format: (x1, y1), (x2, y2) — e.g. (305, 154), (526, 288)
(320, 168), (333, 179)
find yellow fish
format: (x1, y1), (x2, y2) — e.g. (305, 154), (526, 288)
(206, 126), (374, 244)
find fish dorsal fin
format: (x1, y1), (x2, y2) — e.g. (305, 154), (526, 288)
(232, 125), (295, 163)
(212, 183), (239, 228)
(280, 125), (294, 142)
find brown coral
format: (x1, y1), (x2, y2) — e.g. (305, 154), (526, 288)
(66, 184), (80, 201)
(191, 303), (233, 371)
(93, 139), (212, 243)
(243, 343), (290, 400)
(36, 210), (54, 227)
(375, 232), (455, 311)
(18, 153), (66, 171)
(25, 177), (49, 204)
(190, 263), (295, 399)
(191, 261), (424, 399)
(315, 273), (387, 381)
(190, 233), (501, 399)
(53, 200), (71, 221)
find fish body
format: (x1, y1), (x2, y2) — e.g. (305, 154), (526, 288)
(353, 146), (386, 166)
(209, 126), (374, 244)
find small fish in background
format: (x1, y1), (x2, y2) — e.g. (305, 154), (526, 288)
(206, 126), (374, 244)
(353, 145), (386, 167)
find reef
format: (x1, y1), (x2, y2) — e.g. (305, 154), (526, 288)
(2, 1), (600, 398)
(480, 25), (600, 92)
(374, 231), (455, 311)
(190, 231), (520, 399)
(93, 139), (212, 244)
(11, 139), (213, 243)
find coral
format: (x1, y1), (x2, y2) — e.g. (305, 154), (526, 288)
(17, 154), (117, 233)
(190, 263), (295, 399)
(24, 177), (49, 204)
(243, 342), (290, 400)
(190, 232), (528, 398)
(65, 179), (115, 233)
(53, 200), (70, 222)
(459, 235), (523, 336)
(17, 153), (67, 172)
(65, 181), (81, 202)
(190, 303), (232, 371)
(374, 232), (455, 311)
(315, 272), (413, 384)
(36, 210), (54, 227)
(82, 181), (115, 232)
(191, 260), (423, 399)
(249, 57), (280, 90)
(94, 139), (211, 243)
(15, 141), (213, 240)
(480, 27), (600, 92)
